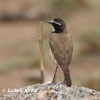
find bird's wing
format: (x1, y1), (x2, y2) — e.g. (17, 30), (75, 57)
(49, 34), (73, 71)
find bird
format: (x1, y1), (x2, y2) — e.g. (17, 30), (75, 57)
(47, 18), (73, 87)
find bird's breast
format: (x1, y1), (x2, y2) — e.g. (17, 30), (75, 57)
(49, 33), (72, 53)
(49, 33), (73, 67)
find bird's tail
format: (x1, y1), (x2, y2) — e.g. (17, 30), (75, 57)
(64, 68), (72, 87)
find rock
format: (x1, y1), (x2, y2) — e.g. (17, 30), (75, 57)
(0, 82), (100, 100)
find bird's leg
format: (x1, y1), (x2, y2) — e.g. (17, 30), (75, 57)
(52, 65), (58, 84)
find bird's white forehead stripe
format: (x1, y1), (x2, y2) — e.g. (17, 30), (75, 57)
(50, 20), (61, 26)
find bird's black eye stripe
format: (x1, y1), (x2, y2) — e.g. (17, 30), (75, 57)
(52, 23), (63, 33)
(48, 18), (66, 33)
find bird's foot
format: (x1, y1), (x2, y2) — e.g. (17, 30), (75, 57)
(51, 79), (56, 84)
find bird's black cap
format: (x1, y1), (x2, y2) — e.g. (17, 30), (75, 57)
(47, 18), (66, 33)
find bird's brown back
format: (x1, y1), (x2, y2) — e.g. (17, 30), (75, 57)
(49, 33), (73, 71)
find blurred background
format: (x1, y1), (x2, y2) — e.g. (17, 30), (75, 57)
(0, 0), (100, 94)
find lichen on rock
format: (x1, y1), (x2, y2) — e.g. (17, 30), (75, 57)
(0, 82), (100, 100)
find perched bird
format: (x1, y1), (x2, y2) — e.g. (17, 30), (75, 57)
(47, 18), (73, 87)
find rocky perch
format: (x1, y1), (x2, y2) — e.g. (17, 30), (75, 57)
(0, 82), (100, 100)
